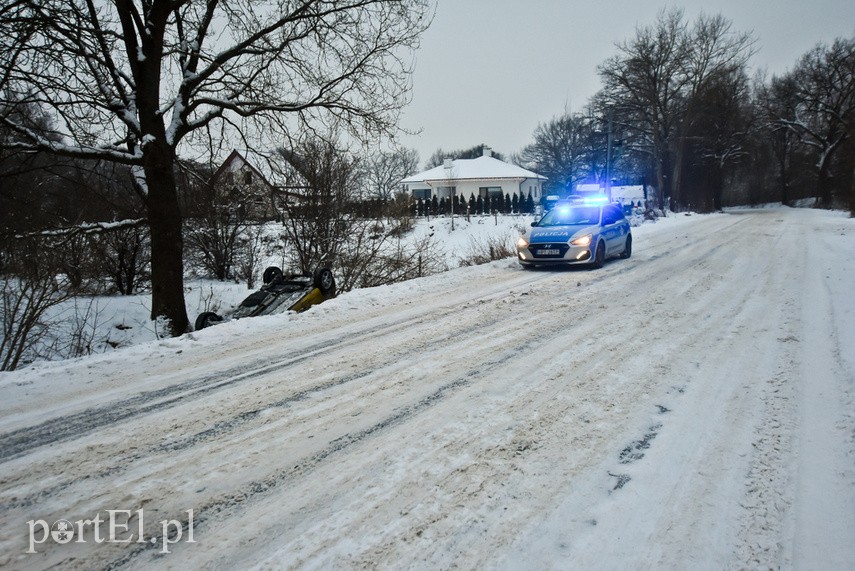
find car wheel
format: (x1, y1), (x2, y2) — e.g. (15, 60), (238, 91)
(592, 241), (606, 269)
(620, 235), (632, 259)
(195, 311), (223, 331)
(262, 266), (283, 284)
(313, 267), (335, 294)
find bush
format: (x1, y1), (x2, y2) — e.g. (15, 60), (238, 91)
(458, 234), (516, 266)
(0, 237), (75, 370)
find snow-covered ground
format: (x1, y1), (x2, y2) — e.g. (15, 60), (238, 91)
(0, 207), (853, 570)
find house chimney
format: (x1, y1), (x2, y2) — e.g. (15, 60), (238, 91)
(443, 158), (453, 169)
(482, 146), (492, 158)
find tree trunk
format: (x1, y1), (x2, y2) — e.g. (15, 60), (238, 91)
(145, 155), (189, 336)
(817, 161), (833, 208)
(712, 163), (724, 211)
(658, 153), (673, 211)
(779, 152), (790, 206)
(779, 133), (791, 206)
(672, 136), (686, 209)
(850, 160), (855, 217)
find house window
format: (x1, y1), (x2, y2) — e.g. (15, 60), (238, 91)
(412, 188), (432, 200)
(436, 186), (456, 199)
(479, 186), (503, 198)
(244, 171), (253, 185)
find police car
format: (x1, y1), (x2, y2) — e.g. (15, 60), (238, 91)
(516, 197), (632, 268)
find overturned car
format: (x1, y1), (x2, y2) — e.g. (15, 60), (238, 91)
(194, 266), (336, 330)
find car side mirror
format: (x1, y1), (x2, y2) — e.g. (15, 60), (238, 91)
(530, 221), (538, 227)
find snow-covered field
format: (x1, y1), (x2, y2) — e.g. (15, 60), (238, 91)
(27, 214), (530, 361)
(0, 207), (853, 570)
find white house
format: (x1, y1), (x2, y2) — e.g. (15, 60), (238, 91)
(401, 148), (546, 202)
(610, 185), (647, 206)
(574, 183), (648, 206)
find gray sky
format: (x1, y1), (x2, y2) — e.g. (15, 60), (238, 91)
(398, 0), (855, 167)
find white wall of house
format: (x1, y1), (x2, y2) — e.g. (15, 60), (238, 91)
(611, 185), (647, 205)
(406, 178), (543, 201)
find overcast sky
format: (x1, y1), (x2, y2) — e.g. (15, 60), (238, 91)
(397, 0), (855, 167)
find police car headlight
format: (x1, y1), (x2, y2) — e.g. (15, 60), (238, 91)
(570, 234), (592, 247)
(517, 236), (529, 248)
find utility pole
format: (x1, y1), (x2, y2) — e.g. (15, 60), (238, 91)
(605, 107), (614, 201)
(444, 158), (455, 231)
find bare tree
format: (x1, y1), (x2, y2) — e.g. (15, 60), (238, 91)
(597, 9), (753, 210)
(278, 135), (435, 291)
(598, 9), (692, 208)
(361, 147), (418, 200)
(184, 175), (260, 281)
(92, 224), (151, 295)
(756, 73), (803, 205)
(517, 113), (594, 195)
(777, 37), (855, 209)
(235, 223), (265, 290)
(679, 67), (754, 210)
(0, 236), (75, 370)
(672, 14), (755, 207)
(278, 136), (363, 273)
(0, 0), (431, 335)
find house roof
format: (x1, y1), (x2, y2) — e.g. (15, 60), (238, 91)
(401, 156), (546, 185)
(210, 150), (275, 190)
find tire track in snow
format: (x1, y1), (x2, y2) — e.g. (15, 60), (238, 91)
(0, 271), (554, 463)
(1, 276), (567, 514)
(99, 350), (520, 571)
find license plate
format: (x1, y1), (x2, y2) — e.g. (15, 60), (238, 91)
(538, 249), (560, 256)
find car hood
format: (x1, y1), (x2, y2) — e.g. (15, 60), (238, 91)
(528, 224), (597, 244)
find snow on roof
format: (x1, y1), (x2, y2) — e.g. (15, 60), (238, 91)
(401, 156), (546, 184)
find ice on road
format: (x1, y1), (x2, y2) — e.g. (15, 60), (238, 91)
(1, 207), (853, 570)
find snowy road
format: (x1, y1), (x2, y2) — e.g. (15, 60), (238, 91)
(1, 207), (853, 570)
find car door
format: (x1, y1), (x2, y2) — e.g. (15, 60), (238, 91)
(601, 205), (623, 254)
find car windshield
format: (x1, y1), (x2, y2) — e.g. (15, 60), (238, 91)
(538, 205), (601, 226)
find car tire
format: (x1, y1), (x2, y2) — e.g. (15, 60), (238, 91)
(620, 235), (632, 259)
(195, 311), (223, 331)
(262, 266), (283, 285)
(592, 241), (606, 269)
(313, 267), (335, 294)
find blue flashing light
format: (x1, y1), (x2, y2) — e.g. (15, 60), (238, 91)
(581, 195), (609, 205)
